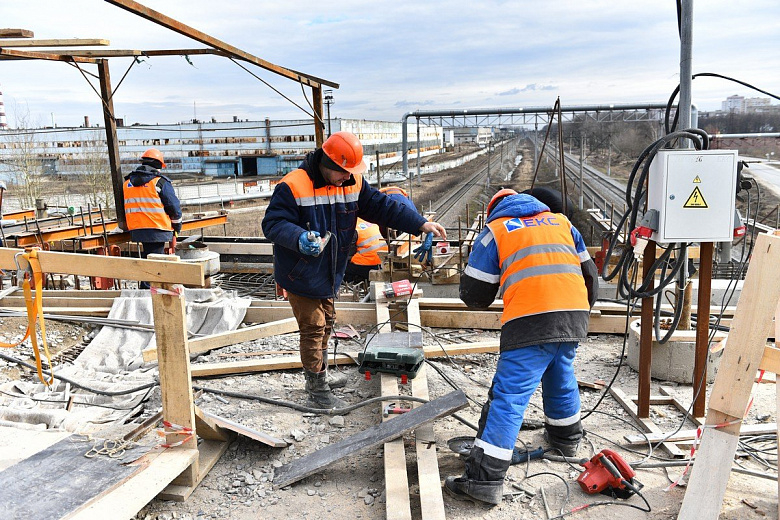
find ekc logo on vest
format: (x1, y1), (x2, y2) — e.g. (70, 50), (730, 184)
(503, 216), (560, 232)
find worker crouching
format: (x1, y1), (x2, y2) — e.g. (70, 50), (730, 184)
(444, 189), (598, 505)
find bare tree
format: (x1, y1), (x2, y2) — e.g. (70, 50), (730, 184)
(79, 130), (114, 215)
(1, 104), (46, 209)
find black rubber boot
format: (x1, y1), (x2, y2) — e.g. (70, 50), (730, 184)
(545, 420), (583, 458)
(443, 446), (509, 506)
(304, 369), (347, 410)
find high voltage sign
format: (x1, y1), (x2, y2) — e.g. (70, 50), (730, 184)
(683, 186), (708, 208)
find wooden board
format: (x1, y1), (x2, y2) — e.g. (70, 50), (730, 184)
(272, 390), (469, 488)
(199, 410), (287, 448)
(0, 436), (144, 518)
(0, 426), (70, 471)
(608, 387), (685, 458)
(157, 440), (229, 502)
(143, 317), (299, 361)
(0, 38), (110, 47)
(623, 422), (777, 446)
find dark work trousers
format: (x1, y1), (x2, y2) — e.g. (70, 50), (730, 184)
(287, 292), (335, 373)
(139, 241), (165, 289)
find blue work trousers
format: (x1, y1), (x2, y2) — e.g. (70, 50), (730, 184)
(479, 342), (580, 456)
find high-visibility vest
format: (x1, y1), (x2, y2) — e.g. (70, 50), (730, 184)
(123, 176), (172, 231)
(351, 218), (388, 266)
(486, 211), (589, 324)
(283, 168), (363, 208)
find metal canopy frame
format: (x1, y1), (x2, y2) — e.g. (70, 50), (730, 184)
(0, 0), (339, 227)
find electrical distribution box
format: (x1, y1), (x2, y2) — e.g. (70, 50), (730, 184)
(647, 150), (738, 243)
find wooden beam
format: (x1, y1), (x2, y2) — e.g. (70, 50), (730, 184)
(143, 317), (299, 361)
(149, 254), (198, 487)
(198, 409), (287, 448)
(0, 247), (204, 285)
(759, 344), (780, 374)
(0, 29), (34, 38)
(103, 0), (337, 88)
(0, 48), (99, 63)
(608, 387), (685, 458)
(272, 390), (470, 488)
(623, 422), (777, 446)
(157, 440), (228, 502)
(0, 38), (109, 47)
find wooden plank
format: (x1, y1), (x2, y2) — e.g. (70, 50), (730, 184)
(150, 255), (198, 487)
(0, 29), (34, 38)
(677, 428), (740, 520)
(190, 341), (500, 378)
(623, 422), (777, 446)
(759, 344), (780, 374)
(608, 387), (685, 458)
(408, 297), (446, 520)
(143, 317), (299, 361)
(193, 406), (233, 442)
(157, 440), (229, 502)
(0, 38), (110, 47)
(273, 390), (469, 488)
(199, 409), (287, 448)
(0, 247), (204, 286)
(381, 373), (412, 520)
(0, 436), (141, 518)
(65, 448), (198, 520)
(0, 426), (70, 471)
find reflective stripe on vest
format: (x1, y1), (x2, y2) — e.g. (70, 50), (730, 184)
(282, 168), (362, 207)
(352, 218), (388, 266)
(486, 212), (588, 323)
(123, 177), (172, 231)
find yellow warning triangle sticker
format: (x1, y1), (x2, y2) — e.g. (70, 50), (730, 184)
(693, 175), (701, 183)
(683, 186), (708, 208)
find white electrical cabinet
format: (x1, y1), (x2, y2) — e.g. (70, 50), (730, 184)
(647, 150), (738, 243)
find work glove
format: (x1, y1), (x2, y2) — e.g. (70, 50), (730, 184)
(172, 222), (182, 234)
(298, 230), (321, 256)
(413, 232), (434, 264)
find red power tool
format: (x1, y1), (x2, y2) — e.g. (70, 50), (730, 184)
(576, 449), (640, 499)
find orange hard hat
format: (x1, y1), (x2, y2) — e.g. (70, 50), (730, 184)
(142, 148), (166, 168)
(487, 188), (518, 216)
(322, 131), (366, 175)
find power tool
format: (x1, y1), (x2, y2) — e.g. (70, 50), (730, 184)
(306, 229), (332, 257)
(383, 279), (412, 299)
(576, 449), (640, 499)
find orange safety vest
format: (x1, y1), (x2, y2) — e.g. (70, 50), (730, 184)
(284, 169), (363, 208)
(351, 218), (388, 266)
(487, 211), (589, 324)
(123, 177), (172, 231)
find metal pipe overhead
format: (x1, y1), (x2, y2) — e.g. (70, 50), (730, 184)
(401, 102), (671, 181)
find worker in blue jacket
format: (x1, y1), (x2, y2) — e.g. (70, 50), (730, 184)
(262, 131), (446, 409)
(444, 188), (597, 505)
(123, 148), (182, 289)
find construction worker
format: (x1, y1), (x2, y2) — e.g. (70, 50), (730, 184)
(123, 148), (182, 289)
(344, 218), (388, 283)
(262, 131), (446, 409)
(377, 185), (418, 239)
(444, 188), (598, 505)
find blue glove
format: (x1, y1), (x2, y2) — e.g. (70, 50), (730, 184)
(298, 230), (321, 256)
(413, 232), (434, 263)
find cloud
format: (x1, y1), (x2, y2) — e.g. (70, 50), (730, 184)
(394, 100), (436, 108)
(498, 84), (557, 96)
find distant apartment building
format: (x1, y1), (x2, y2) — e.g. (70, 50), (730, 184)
(448, 126), (493, 145)
(0, 118), (442, 181)
(721, 95), (776, 114)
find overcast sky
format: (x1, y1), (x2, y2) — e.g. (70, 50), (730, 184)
(2, 1), (779, 128)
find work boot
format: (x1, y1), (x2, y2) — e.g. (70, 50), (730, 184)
(443, 445), (509, 506)
(304, 369), (347, 410)
(325, 366), (348, 389)
(544, 420), (583, 458)
(444, 476), (503, 506)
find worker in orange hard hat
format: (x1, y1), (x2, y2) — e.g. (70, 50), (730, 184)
(444, 188), (598, 505)
(262, 131), (446, 409)
(123, 148), (182, 289)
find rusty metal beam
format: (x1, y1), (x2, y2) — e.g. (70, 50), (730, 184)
(103, 0), (338, 89)
(0, 38), (109, 47)
(10, 214), (228, 249)
(0, 29), (34, 38)
(0, 48), (99, 63)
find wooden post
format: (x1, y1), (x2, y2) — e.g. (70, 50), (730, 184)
(312, 85), (324, 148)
(149, 254), (199, 487)
(638, 241), (656, 417)
(97, 59), (125, 229)
(693, 242), (713, 417)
